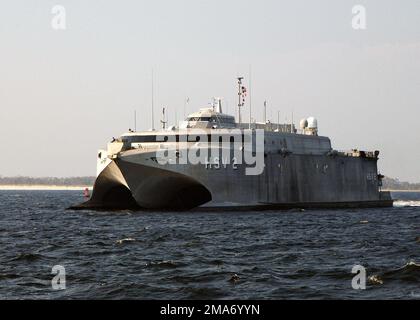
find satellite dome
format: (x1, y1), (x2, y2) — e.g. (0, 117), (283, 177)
(307, 117), (318, 129)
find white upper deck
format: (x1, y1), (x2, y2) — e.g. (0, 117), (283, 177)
(118, 106), (332, 155)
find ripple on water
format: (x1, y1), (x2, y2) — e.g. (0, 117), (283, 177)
(9, 253), (44, 262)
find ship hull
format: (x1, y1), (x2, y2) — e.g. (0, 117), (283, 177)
(71, 150), (393, 211)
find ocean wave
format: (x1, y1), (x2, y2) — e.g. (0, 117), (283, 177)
(0, 273), (20, 280)
(10, 253), (44, 262)
(115, 238), (136, 245)
(369, 261), (420, 285)
(145, 260), (179, 269)
(393, 200), (420, 207)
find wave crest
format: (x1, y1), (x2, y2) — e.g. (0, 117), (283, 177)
(369, 261), (420, 285)
(115, 238), (136, 245)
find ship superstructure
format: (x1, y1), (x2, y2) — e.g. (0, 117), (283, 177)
(73, 81), (393, 210)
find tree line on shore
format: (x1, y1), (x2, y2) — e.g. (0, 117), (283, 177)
(0, 176), (95, 186)
(0, 175), (419, 190)
(382, 177), (420, 190)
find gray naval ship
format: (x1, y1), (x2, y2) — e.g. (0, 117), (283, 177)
(73, 84), (393, 211)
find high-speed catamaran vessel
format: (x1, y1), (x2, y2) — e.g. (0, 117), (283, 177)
(72, 79), (393, 211)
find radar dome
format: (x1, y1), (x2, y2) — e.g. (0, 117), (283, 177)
(307, 117), (318, 129)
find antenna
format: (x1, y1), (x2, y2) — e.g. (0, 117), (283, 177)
(291, 111), (294, 133)
(285, 115), (288, 132)
(237, 77), (245, 125)
(249, 65), (252, 130)
(151, 69), (155, 131)
(277, 110), (280, 131)
(184, 97), (190, 120)
(183, 96), (186, 119)
(134, 110), (137, 132)
(264, 100), (267, 123)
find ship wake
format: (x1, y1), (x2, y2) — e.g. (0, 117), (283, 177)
(393, 200), (420, 207)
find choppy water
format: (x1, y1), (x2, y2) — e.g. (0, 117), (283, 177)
(0, 190), (419, 300)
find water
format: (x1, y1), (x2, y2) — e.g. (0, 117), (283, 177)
(0, 190), (419, 300)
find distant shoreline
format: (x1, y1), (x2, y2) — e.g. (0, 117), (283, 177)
(0, 186), (418, 192)
(383, 189), (420, 192)
(0, 185), (92, 191)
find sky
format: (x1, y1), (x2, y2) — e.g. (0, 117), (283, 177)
(0, 0), (419, 182)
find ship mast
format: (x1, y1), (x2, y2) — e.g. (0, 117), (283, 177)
(151, 69), (155, 131)
(248, 66), (252, 129)
(237, 77), (245, 125)
(264, 100), (267, 123)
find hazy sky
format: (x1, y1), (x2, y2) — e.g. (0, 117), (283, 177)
(0, 0), (419, 182)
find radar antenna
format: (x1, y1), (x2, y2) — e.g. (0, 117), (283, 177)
(237, 77), (247, 125)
